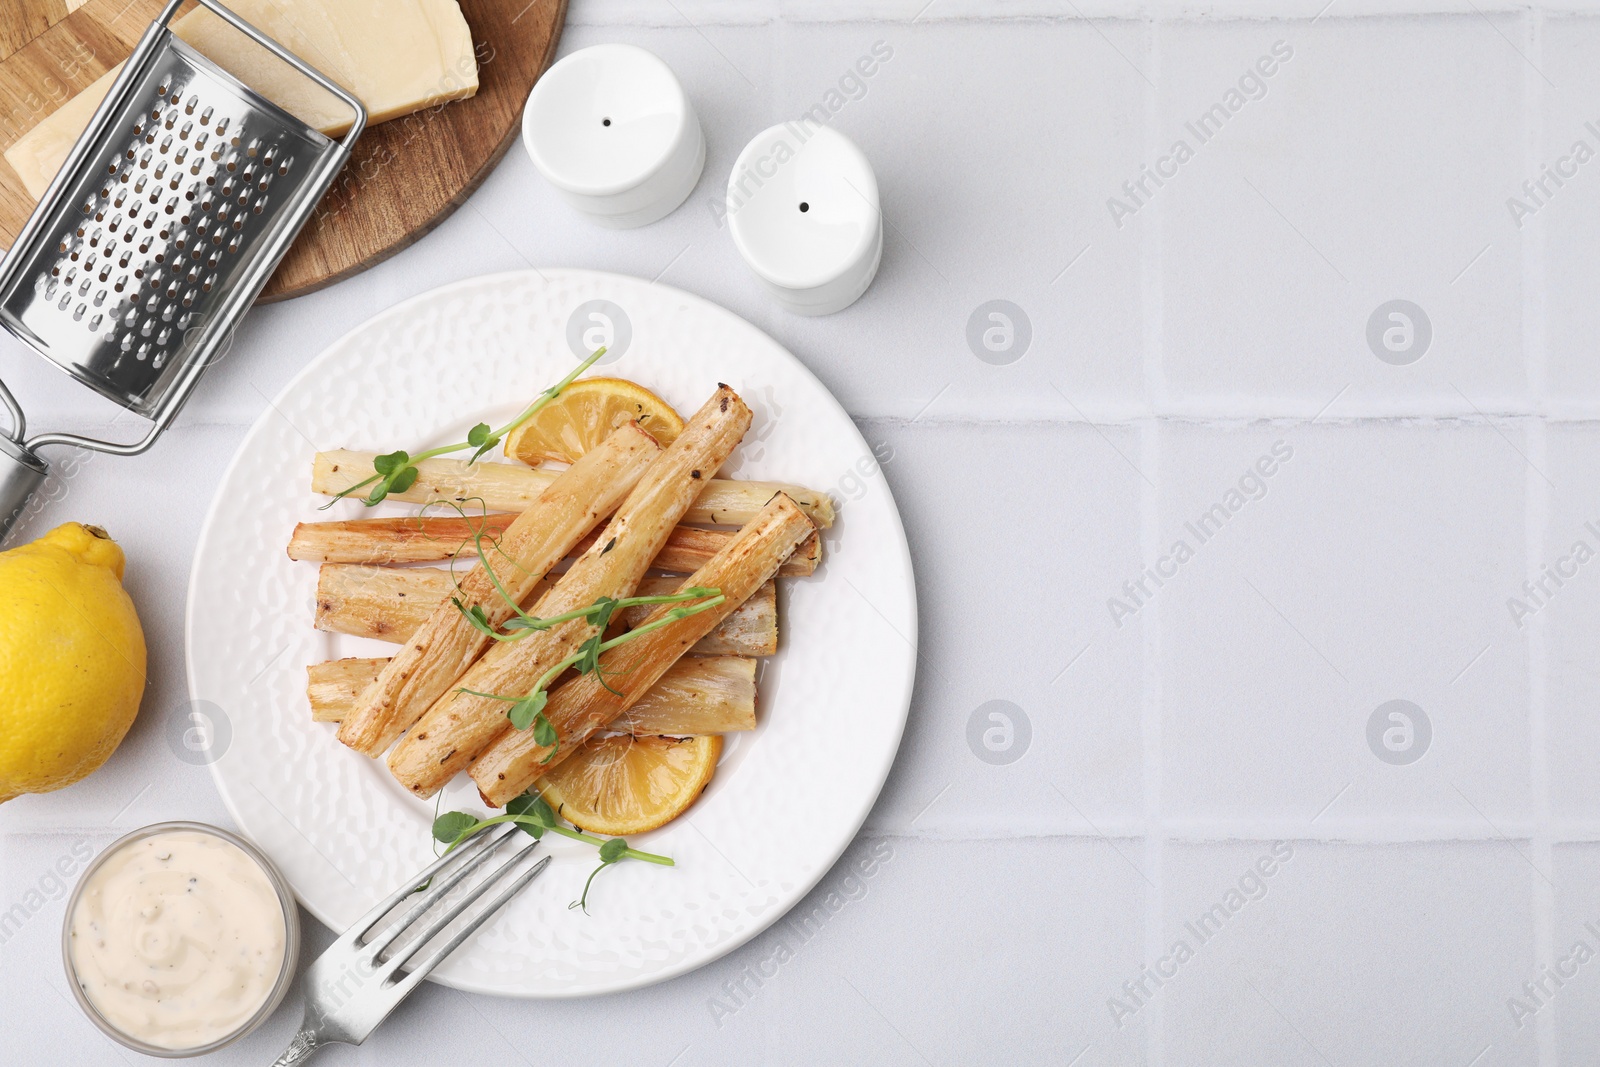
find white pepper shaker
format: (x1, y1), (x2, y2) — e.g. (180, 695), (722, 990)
(521, 44), (705, 228)
(725, 124), (882, 315)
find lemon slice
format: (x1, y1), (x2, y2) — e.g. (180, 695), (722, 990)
(536, 734), (721, 836)
(504, 378), (685, 465)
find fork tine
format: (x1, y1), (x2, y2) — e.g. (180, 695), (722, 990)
(365, 825), (527, 957)
(377, 835), (543, 979)
(389, 853), (553, 999)
(344, 822), (516, 943)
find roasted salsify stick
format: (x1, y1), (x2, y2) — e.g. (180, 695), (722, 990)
(288, 514), (516, 565)
(313, 564), (549, 643)
(387, 386), (754, 799)
(335, 422), (662, 757)
(312, 449), (836, 528)
(287, 513), (822, 574)
(472, 492), (815, 807)
(309, 655), (758, 734)
(313, 564), (779, 657)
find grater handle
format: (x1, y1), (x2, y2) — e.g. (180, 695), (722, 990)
(0, 438), (48, 544)
(0, 376), (24, 444)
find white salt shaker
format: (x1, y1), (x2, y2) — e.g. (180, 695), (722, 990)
(725, 124), (882, 316)
(521, 44), (705, 228)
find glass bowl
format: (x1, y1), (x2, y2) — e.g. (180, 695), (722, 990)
(60, 820), (301, 1058)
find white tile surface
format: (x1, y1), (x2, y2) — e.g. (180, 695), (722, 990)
(1550, 844), (1600, 1064)
(1159, 421), (1530, 827)
(1161, 841), (1538, 1066)
(864, 419), (1146, 835)
(0, 2), (1592, 1065)
(1537, 18), (1600, 406)
(1537, 425), (1600, 825)
(0, 831), (132, 1064)
(1158, 17), (1528, 413)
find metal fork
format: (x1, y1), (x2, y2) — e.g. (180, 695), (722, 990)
(271, 823), (548, 1065)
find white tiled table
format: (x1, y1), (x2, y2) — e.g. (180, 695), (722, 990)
(3, 2), (1596, 1063)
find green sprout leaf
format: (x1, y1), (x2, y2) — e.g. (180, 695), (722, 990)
(453, 598), (498, 638)
(572, 630), (605, 675)
(588, 595), (621, 631)
(508, 692), (548, 732)
(531, 711), (558, 761)
(388, 465), (419, 494)
(358, 449), (420, 505)
(504, 793), (552, 838)
(371, 449), (409, 476)
(466, 422), (501, 463)
(432, 810), (478, 844)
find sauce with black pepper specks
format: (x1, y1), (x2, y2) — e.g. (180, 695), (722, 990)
(67, 831), (285, 1050)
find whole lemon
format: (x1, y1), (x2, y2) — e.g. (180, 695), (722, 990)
(0, 523), (146, 802)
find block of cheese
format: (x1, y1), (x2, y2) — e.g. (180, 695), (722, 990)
(3, 66), (116, 199)
(5, 0), (478, 199)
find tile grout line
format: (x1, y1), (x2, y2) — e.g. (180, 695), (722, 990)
(851, 407), (1600, 427)
(1143, 15), (1166, 416)
(1140, 414), (1167, 1067)
(569, 7), (1581, 30)
(1140, 18), (1167, 1067)
(1530, 419), (1558, 1067)
(831, 825), (1600, 843)
(64, 408), (1600, 439)
(1525, 7), (1549, 408)
(1525, 13), (1557, 1067)
(775, 2), (785, 132)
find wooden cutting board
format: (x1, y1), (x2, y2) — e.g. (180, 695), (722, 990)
(0, 0), (566, 301)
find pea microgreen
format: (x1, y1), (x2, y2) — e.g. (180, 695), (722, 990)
(323, 346), (608, 509)
(455, 588), (724, 762)
(441, 527), (722, 762)
(430, 809), (477, 844)
(571, 836), (630, 914)
(429, 792), (672, 913)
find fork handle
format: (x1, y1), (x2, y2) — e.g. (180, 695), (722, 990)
(271, 1028), (325, 1066)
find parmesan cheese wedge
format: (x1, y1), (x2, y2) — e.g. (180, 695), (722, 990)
(5, 0), (478, 199)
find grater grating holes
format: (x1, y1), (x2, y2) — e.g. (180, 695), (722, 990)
(29, 81), (302, 368)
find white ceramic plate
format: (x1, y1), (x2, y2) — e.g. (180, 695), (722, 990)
(187, 269), (916, 997)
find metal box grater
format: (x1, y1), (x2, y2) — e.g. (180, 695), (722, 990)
(0, 0), (365, 539)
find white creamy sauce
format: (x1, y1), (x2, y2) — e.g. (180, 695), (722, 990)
(68, 830), (287, 1050)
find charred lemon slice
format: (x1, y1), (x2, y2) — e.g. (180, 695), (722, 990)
(536, 733), (721, 836)
(504, 378), (684, 464)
